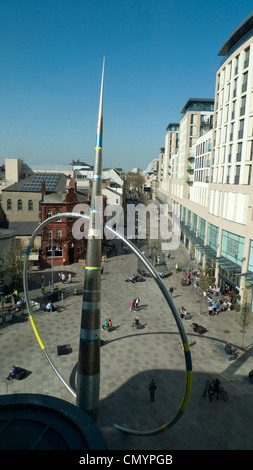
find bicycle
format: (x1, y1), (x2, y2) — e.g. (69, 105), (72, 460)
(219, 386), (228, 401)
(211, 386), (228, 401)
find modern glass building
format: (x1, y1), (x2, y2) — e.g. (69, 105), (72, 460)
(157, 12), (253, 308)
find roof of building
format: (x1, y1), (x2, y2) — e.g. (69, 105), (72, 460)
(181, 98), (215, 114)
(166, 123), (179, 131)
(2, 173), (67, 193)
(218, 12), (253, 56)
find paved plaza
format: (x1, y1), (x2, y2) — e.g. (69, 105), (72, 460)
(1, 240), (253, 450)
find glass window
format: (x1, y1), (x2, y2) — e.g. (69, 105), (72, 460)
(28, 200), (33, 211)
(56, 229), (62, 238)
(192, 213), (197, 233)
(7, 199), (12, 211)
(17, 199), (22, 211)
(248, 240), (253, 272)
(199, 218), (206, 241)
(221, 230), (245, 265)
(207, 223), (219, 250)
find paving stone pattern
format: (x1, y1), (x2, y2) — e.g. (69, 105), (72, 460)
(1, 241), (253, 450)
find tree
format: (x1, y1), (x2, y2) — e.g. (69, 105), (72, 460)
(235, 293), (253, 350)
(197, 269), (213, 315)
(2, 239), (27, 288)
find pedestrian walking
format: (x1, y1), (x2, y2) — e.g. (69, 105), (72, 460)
(202, 378), (212, 401)
(149, 379), (157, 402)
(169, 287), (174, 297)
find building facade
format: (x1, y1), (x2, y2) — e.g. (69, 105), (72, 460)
(40, 179), (90, 268)
(157, 13), (253, 307)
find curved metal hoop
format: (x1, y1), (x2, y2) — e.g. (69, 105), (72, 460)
(23, 212), (192, 435)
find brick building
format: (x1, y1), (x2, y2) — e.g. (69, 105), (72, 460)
(40, 178), (90, 268)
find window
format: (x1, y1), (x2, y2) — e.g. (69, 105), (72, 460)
(56, 210), (62, 221)
(238, 120), (244, 140)
(207, 223), (219, 251)
(7, 199), (12, 211)
(226, 166), (231, 184)
(247, 165), (252, 185)
(234, 166), (240, 184)
(231, 101), (236, 120)
(234, 55), (239, 75)
(240, 96), (246, 116)
(56, 229), (62, 239)
(28, 200), (33, 211)
(230, 122), (234, 141)
(228, 144), (233, 163)
(242, 72), (248, 93)
(46, 210), (52, 218)
(236, 142), (243, 161)
(221, 230), (245, 265)
(244, 47), (250, 68)
(17, 199), (22, 211)
(46, 230), (52, 239)
(233, 78), (237, 97)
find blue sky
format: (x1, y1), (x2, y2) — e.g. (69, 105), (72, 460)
(0, 1), (252, 171)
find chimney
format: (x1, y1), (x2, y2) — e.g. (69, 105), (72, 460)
(41, 178), (46, 197)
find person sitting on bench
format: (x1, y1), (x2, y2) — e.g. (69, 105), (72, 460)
(6, 365), (17, 380)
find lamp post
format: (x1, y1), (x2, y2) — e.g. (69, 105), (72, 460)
(76, 59), (105, 421)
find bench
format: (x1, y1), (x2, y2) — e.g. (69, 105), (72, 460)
(214, 343), (237, 361)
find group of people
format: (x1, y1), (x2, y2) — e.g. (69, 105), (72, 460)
(101, 319), (112, 329)
(203, 378), (221, 401)
(58, 272), (72, 283)
(130, 297), (140, 311)
(128, 273), (137, 282)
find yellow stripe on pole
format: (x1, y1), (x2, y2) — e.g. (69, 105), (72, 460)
(85, 266), (101, 270)
(29, 315), (45, 350)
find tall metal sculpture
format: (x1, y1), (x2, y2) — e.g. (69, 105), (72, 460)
(76, 58), (105, 421)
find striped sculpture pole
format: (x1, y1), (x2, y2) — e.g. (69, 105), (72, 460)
(76, 58), (105, 421)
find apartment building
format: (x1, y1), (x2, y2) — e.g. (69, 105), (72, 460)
(157, 12), (253, 306)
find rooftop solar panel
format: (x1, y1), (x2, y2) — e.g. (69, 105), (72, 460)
(21, 173), (62, 191)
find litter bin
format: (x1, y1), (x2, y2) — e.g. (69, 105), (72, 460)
(73, 288), (78, 295)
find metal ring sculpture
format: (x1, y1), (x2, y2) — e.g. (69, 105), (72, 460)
(23, 212), (192, 436)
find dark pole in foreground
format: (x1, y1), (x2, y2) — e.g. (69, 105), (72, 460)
(76, 59), (105, 421)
